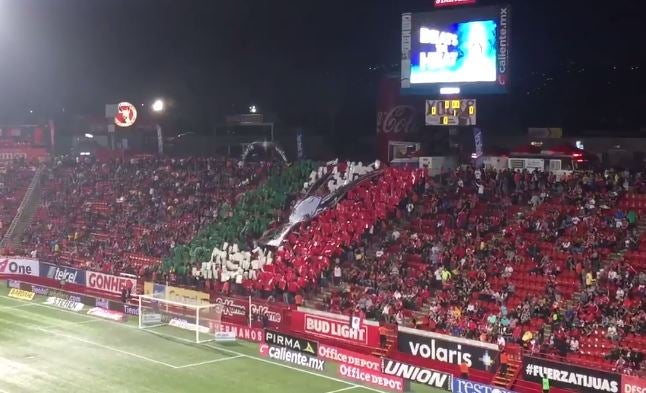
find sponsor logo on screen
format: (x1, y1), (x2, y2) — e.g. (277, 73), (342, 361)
(304, 315), (367, 344)
(8, 288), (35, 301)
(142, 313), (162, 324)
(95, 298), (110, 309)
(339, 364), (405, 392)
(8, 279), (21, 288)
(622, 374), (646, 393)
(168, 318), (210, 334)
(212, 296), (283, 324)
(45, 297), (84, 312)
(264, 330), (318, 355)
(522, 355), (620, 393)
(87, 307), (126, 322)
(259, 344), (325, 371)
(397, 330), (498, 371)
(214, 331), (237, 342)
(497, 6), (510, 86)
(434, 0), (477, 7)
(382, 358), (452, 390)
(210, 322), (263, 343)
(87, 272), (136, 295)
(0, 258), (39, 276)
(42, 263), (85, 285)
(318, 344), (381, 371)
(123, 304), (139, 316)
(452, 378), (515, 393)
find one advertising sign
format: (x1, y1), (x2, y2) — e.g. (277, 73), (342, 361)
(8, 288), (35, 301)
(259, 344), (325, 371)
(318, 344), (381, 372)
(339, 364), (405, 392)
(87, 307), (127, 322)
(40, 263), (85, 285)
(622, 374), (646, 393)
(0, 258), (39, 277)
(209, 322), (264, 343)
(87, 271), (137, 295)
(381, 358), (452, 391)
(45, 297), (84, 312)
(397, 327), (499, 371)
(304, 314), (368, 344)
(522, 355), (620, 393)
(143, 282), (209, 306)
(264, 330), (318, 356)
(452, 378), (516, 393)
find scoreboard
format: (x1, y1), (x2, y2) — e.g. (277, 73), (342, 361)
(425, 99), (476, 126)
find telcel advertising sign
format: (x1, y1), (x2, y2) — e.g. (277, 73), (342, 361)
(401, 5), (510, 94)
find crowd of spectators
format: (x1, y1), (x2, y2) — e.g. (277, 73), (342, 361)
(314, 167), (645, 374)
(19, 156), (267, 274)
(0, 159), (37, 239)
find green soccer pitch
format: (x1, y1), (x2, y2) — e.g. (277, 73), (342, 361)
(0, 283), (443, 393)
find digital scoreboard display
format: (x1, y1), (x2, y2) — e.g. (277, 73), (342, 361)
(401, 5), (510, 95)
(425, 99), (476, 126)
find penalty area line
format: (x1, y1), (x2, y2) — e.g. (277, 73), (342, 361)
(174, 354), (244, 369)
(324, 387), (360, 393)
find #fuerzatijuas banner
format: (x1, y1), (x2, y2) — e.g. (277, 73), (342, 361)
(143, 282), (210, 305)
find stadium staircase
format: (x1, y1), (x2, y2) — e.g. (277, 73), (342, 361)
(0, 165), (45, 250)
(492, 350), (522, 389)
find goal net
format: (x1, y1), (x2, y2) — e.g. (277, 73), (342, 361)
(137, 295), (226, 344)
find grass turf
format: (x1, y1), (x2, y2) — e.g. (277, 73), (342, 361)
(0, 283), (443, 393)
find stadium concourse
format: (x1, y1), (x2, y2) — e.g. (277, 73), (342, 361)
(1, 156), (645, 385)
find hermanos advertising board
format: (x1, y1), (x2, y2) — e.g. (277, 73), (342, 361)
(397, 327), (499, 371)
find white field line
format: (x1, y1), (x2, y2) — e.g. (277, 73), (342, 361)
(0, 302), (38, 310)
(324, 387), (359, 393)
(1, 294), (386, 393)
(174, 354), (244, 369)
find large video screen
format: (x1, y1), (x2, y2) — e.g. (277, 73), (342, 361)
(401, 5), (510, 95)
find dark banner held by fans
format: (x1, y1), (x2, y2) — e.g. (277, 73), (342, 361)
(522, 355), (620, 393)
(397, 329), (499, 372)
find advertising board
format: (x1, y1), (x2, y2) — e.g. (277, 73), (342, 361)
(338, 364), (405, 392)
(382, 358), (452, 391)
(143, 282), (209, 305)
(259, 344), (325, 371)
(8, 288), (35, 301)
(86, 271), (137, 295)
(622, 375), (646, 393)
(522, 355), (620, 393)
(212, 294), (284, 326)
(0, 258), (39, 277)
(209, 322), (264, 343)
(318, 344), (381, 372)
(452, 378), (516, 393)
(40, 263), (85, 285)
(397, 327), (499, 371)
(401, 4), (511, 94)
(264, 330), (318, 355)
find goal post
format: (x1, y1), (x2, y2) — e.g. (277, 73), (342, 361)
(137, 295), (224, 344)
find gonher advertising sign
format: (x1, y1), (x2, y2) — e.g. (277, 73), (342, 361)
(452, 378), (515, 393)
(522, 355), (620, 393)
(0, 258), (39, 277)
(401, 4), (510, 94)
(382, 358), (452, 391)
(397, 327), (499, 371)
(87, 271), (136, 295)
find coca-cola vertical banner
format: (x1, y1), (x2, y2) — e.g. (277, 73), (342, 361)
(376, 75), (421, 163)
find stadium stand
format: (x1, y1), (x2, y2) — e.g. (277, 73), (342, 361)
(0, 159), (37, 239)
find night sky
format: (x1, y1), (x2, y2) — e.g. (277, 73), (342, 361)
(0, 0), (643, 137)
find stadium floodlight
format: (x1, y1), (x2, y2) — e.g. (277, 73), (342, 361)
(84, 133), (94, 138)
(249, 105), (257, 113)
(152, 99), (165, 112)
(138, 294), (226, 344)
